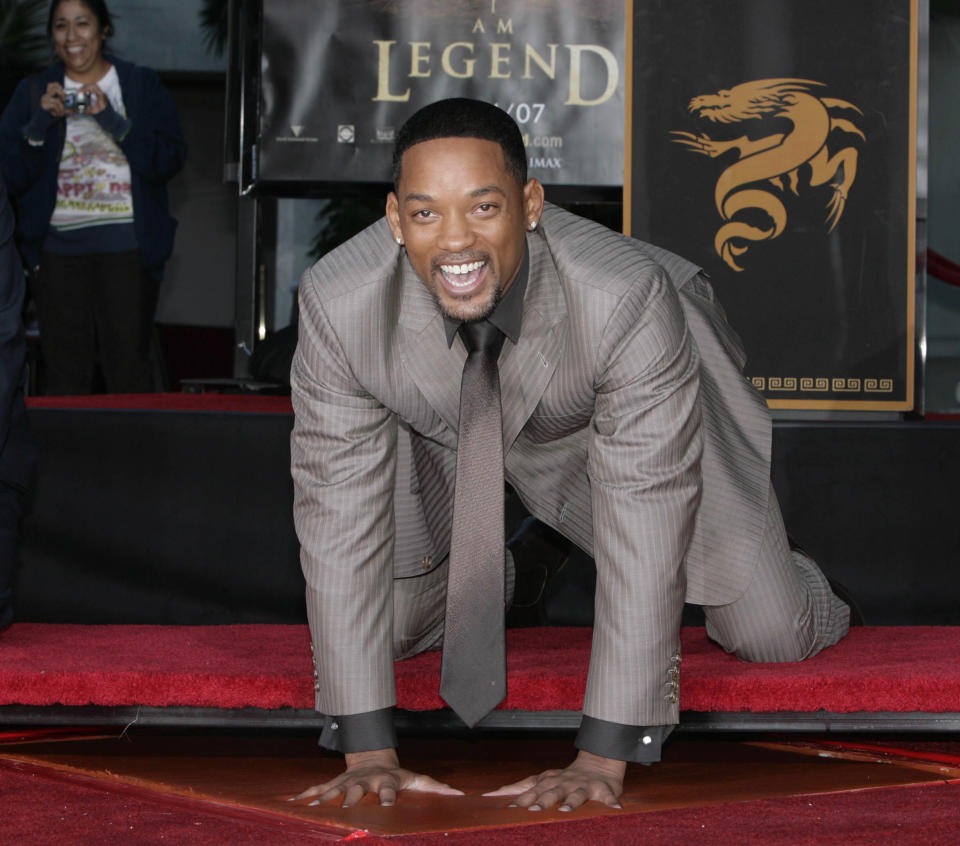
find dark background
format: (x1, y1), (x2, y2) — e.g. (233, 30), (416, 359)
(13, 407), (959, 628)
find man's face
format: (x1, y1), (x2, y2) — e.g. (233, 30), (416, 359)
(386, 137), (544, 323)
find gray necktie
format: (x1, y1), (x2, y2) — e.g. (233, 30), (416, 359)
(439, 319), (507, 727)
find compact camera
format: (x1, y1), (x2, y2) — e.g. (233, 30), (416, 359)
(64, 90), (96, 113)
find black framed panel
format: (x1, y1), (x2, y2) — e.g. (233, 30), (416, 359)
(625, 0), (920, 411)
(253, 0), (626, 191)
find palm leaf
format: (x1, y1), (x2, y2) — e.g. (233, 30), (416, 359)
(0, 0), (49, 72)
(309, 197), (386, 262)
(199, 0), (229, 56)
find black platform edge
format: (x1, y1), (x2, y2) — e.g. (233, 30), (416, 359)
(2, 706), (960, 734)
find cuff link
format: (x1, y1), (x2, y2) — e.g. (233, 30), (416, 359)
(664, 650), (681, 703)
(310, 640), (321, 693)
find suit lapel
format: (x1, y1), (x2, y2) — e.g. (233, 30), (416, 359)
(397, 258), (463, 434)
(499, 231), (567, 449)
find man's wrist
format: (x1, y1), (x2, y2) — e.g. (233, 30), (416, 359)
(319, 708), (397, 753)
(344, 747), (399, 770)
(575, 716), (674, 764)
(573, 748), (627, 778)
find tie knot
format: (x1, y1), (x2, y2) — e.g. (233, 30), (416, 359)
(459, 320), (505, 358)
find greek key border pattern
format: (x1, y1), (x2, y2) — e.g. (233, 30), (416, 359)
(750, 377), (895, 394)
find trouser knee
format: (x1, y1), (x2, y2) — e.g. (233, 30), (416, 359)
(392, 548), (516, 660)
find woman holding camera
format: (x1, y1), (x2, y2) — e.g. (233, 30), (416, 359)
(0, 0), (186, 394)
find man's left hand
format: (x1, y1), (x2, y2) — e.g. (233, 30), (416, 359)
(483, 750), (626, 812)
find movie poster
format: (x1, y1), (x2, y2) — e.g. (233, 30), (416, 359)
(626, 0), (918, 410)
(257, 0), (625, 187)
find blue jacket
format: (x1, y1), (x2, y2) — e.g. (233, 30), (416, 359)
(0, 56), (186, 280)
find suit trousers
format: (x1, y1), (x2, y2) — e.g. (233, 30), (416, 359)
(393, 550), (516, 660)
(391, 486), (849, 667)
(702, 484), (850, 661)
(0, 481), (24, 630)
(36, 249), (158, 395)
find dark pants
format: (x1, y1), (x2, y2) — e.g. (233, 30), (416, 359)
(0, 481), (24, 630)
(36, 249), (158, 395)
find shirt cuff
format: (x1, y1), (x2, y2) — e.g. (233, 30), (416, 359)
(575, 716), (674, 764)
(318, 708), (397, 754)
(23, 109), (56, 144)
(93, 104), (132, 141)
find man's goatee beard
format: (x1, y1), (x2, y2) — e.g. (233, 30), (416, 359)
(433, 285), (503, 324)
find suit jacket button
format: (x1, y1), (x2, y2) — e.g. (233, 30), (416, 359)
(422, 555), (433, 570)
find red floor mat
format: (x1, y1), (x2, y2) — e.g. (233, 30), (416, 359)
(2, 625), (960, 714)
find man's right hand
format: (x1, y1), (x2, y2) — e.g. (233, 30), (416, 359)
(291, 747), (464, 808)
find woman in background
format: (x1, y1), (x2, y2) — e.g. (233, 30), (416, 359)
(0, 0), (186, 394)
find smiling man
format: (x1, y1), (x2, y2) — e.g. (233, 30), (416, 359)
(289, 98), (850, 813)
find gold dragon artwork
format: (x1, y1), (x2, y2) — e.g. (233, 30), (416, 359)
(671, 78), (866, 271)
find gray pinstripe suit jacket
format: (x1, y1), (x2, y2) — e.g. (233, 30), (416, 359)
(291, 203), (773, 728)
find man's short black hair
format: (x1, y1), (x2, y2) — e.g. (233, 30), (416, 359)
(392, 98), (527, 188)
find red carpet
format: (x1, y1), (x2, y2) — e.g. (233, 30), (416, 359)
(359, 782), (960, 846)
(2, 625), (959, 714)
(2, 757), (959, 845)
(25, 393), (293, 414)
(0, 759), (342, 845)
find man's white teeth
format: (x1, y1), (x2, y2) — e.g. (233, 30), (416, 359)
(441, 260), (484, 275)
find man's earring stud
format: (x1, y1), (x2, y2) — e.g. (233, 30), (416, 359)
(395, 235), (404, 246)
(529, 220), (538, 231)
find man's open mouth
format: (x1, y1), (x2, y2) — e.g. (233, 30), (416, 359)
(438, 259), (489, 293)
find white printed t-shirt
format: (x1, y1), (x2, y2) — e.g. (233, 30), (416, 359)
(49, 65), (133, 233)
